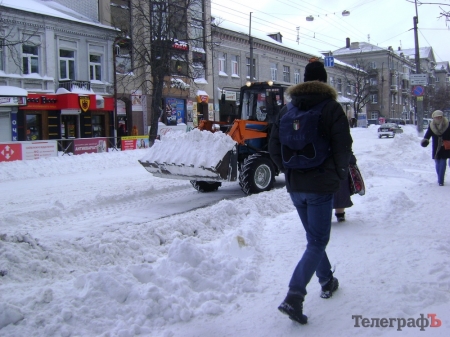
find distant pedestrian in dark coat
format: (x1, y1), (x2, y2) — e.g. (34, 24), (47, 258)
(333, 153), (357, 222)
(421, 110), (450, 186)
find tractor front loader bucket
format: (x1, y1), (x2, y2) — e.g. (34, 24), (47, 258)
(138, 128), (238, 182)
(138, 145), (238, 182)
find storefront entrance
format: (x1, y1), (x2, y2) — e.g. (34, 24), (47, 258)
(61, 115), (79, 139)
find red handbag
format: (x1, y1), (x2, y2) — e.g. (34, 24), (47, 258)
(348, 164), (365, 196)
(443, 140), (450, 150)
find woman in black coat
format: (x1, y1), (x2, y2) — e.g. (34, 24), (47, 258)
(333, 153), (357, 222)
(421, 110), (450, 186)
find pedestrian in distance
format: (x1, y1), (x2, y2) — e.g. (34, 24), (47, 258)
(268, 59), (353, 325)
(333, 153), (357, 222)
(421, 110), (450, 186)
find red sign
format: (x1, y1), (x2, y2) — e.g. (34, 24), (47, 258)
(0, 143), (22, 162)
(73, 138), (107, 155)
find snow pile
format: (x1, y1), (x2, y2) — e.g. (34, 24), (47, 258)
(140, 129), (237, 168)
(2, 125), (450, 337)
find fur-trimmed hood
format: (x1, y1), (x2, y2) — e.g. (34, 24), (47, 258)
(286, 81), (338, 110)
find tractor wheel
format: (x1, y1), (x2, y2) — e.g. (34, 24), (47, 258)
(190, 180), (221, 192)
(239, 153), (275, 195)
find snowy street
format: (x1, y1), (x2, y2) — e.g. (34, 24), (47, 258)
(1, 125), (449, 337)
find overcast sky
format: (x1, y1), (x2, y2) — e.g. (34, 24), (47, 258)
(211, 0), (450, 62)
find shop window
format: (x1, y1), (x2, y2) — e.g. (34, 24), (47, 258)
(22, 45), (39, 75)
(89, 54), (102, 81)
(26, 114), (42, 141)
(92, 115), (105, 137)
(59, 49), (75, 80)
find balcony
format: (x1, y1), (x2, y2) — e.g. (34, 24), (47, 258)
(390, 85), (398, 93)
(369, 85), (378, 92)
(58, 80), (91, 92)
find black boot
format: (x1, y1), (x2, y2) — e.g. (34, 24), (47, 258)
(320, 276), (339, 299)
(278, 293), (308, 324)
(335, 212), (345, 222)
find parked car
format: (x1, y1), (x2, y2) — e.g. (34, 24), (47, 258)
(378, 123), (403, 138)
(423, 118), (432, 129)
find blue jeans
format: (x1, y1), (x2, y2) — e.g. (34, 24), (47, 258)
(435, 159), (447, 184)
(288, 192), (334, 298)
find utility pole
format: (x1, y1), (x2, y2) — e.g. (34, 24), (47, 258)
(413, 1), (424, 134)
(249, 12), (254, 81)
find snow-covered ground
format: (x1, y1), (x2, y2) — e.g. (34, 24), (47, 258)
(1, 125), (449, 337)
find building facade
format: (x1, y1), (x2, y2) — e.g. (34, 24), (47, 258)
(109, 0), (213, 136)
(333, 40), (418, 123)
(0, 0), (116, 143)
(211, 23), (360, 124)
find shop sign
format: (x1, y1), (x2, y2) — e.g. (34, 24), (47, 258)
(0, 96), (27, 106)
(171, 40), (189, 51)
(121, 136), (149, 151)
(224, 91), (237, 101)
(197, 95), (208, 103)
(0, 141), (58, 162)
(0, 143), (22, 162)
(79, 96), (90, 112)
(73, 138), (107, 155)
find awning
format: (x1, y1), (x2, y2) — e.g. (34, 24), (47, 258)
(0, 86), (28, 97)
(197, 90), (209, 103)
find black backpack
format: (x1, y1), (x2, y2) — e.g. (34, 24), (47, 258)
(279, 99), (332, 170)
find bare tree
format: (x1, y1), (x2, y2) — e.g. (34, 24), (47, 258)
(0, 3), (41, 71)
(337, 56), (371, 121)
(429, 85), (450, 111)
(111, 0), (212, 146)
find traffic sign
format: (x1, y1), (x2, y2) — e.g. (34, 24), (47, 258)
(412, 85), (424, 96)
(410, 74), (428, 86)
(324, 56), (334, 67)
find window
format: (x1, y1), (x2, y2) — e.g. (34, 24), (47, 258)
(329, 76), (334, 86)
(89, 55), (102, 81)
(370, 94), (378, 103)
(270, 63), (277, 81)
(231, 55), (239, 76)
(369, 78), (377, 86)
(337, 78), (342, 93)
(283, 66), (290, 83)
(22, 45), (39, 74)
(371, 111), (379, 119)
(59, 49), (75, 80)
(294, 69), (300, 84)
(346, 81), (351, 94)
(219, 53), (227, 74)
(370, 61), (377, 69)
(115, 39), (132, 74)
(0, 39), (3, 71)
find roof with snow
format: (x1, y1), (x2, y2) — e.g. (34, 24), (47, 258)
(0, 0), (115, 30)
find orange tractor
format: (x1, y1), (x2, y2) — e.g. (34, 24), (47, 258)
(139, 82), (289, 195)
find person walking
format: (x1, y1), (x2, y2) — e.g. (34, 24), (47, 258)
(333, 153), (357, 222)
(421, 110), (450, 186)
(269, 60), (353, 324)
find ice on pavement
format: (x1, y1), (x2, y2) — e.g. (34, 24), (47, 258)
(140, 129), (237, 168)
